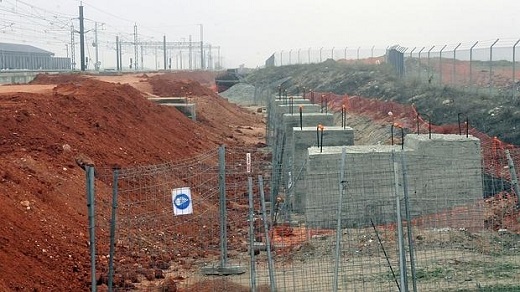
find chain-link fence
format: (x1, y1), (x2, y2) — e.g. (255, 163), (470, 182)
(272, 39), (520, 98)
(275, 47), (387, 66)
(406, 39), (520, 98)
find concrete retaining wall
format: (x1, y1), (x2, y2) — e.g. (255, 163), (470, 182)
(0, 72), (38, 84)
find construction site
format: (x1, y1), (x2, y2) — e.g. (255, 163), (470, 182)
(0, 51), (520, 291)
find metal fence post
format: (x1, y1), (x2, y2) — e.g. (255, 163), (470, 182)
(513, 39), (520, 100)
(453, 43), (461, 85)
(333, 148), (347, 292)
(489, 39), (499, 95)
(408, 47), (416, 79)
(218, 145), (228, 268)
(418, 47), (425, 82)
(469, 41), (478, 89)
(85, 165), (97, 292)
(259, 175), (276, 292)
(427, 46), (435, 84)
(393, 153), (408, 291)
(108, 167), (119, 292)
(439, 45), (447, 85)
(505, 150), (520, 207)
(400, 151), (417, 292)
(247, 177), (257, 292)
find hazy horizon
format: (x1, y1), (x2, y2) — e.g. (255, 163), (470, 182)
(1, 0), (519, 69)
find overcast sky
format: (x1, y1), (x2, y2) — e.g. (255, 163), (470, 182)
(3, 0), (520, 68)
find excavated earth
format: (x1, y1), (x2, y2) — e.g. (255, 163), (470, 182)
(0, 72), (265, 291)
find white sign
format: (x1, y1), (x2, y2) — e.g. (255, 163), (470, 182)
(172, 187), (193, 216)
(246, 152), (251, 173)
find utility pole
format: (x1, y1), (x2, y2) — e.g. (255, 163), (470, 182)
(189, 35), (192, 70)
(163, 35), (167, 71)
(133, 24), (138, 70)
(179, 50), (183, 70)
(140, 45), (144, 70)
(79, 5), (86, 71)
(199, 24), (204, 70)
(154, 45), (158, 70)
(217, 46), (221, 69)
(70, 24), (76, 70)
(119, 41), (122, 71)
(116, 36), (120, 71)
(94, 22), (100, 71)
(208, 44), (212, 70)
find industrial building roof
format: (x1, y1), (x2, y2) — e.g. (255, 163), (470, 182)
(0, 42), (54, 55)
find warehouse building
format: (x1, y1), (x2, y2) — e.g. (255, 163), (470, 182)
(0, 42), (70, 70)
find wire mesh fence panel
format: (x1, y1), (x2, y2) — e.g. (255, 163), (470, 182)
(89, 130), (520, 291)
(89, 146), (278, 291)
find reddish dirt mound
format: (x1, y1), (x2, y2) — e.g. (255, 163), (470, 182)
(0, 75), (264, 291)
(148, 75), (216, 97)
(29, 73), (89, 85)
(147, 74), (265, 144)
(161, 71), (218, 88)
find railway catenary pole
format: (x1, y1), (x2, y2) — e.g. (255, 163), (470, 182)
(199, 24), (204, 69)
(79, 5), (86, 71)
(189, 35), (193, 70)
(116, 36), (120, 71)
(133, 24), (138, 70)
(163, 36), (167, 71)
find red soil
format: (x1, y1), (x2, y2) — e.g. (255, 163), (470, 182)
(0, 72), (263, 291)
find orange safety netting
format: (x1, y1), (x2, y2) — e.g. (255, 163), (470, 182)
(310, 92), (520, 183)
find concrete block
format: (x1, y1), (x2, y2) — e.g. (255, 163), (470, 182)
(291, 127), (354, 212)
(303, 135), (483, 229)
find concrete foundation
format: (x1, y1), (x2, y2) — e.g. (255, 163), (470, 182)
(148, 97), (188, 104)
(273, 98), (312, 108)
(162, 103), (196, 120)
(275, 104), (321, 117)
(291, 126), (355, 212)
(281, 113), (334, 196)
(303, 134), (483, 229)
(148, 97), (196, 120)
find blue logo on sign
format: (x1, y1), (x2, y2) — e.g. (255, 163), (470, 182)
(174, 194), (190, 210)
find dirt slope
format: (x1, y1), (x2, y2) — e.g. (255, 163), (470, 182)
(0, 73), (263, 291)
